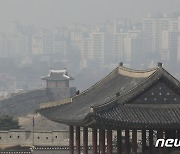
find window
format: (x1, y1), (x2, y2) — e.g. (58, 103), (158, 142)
(46, 137), (48, 140)
(0, 137), (1, 139)
(55, 136), (58, 139)
(167, 92), (170, 95)
(151, 92), (154, 95)
(17, 136), (20, 138)
(144, 98), (147, 101)
(159, 92), (162, 95)
(10, 136), (12, 138)
(38, 137), (40, 139)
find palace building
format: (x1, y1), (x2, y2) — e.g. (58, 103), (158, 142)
(38, 63), (180, 154)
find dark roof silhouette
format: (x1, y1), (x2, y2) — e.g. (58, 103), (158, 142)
(38, 65), (180, 129)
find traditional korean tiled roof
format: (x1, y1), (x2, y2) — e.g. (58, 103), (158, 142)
(38, 65), (180, 129)
(93, 104), (180, 129)
(41, 69), (74, 81)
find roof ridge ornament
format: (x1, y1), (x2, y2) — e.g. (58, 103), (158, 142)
(119, 62), (123, 67)
(158, 62), (163, 67)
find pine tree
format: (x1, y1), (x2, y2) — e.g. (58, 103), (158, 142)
(0, 115), (20, 130)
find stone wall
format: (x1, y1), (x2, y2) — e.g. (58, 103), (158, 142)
(0, 129), (93, 147)
(46, 87), (76, 101)
(0, 129), (143, 147)
(0, 86), (76, 117)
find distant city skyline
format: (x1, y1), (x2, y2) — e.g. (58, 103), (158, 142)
(0, 1), (180, 94)
(0, 0), (180, 32)
(1, 14), (180, 69)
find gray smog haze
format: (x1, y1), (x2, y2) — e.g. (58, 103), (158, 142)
(0, 0), (180, 31)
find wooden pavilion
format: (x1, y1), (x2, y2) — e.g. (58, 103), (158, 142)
(38, 63), (180, 154)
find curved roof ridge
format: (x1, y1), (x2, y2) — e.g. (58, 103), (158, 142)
(160, 67), (180, 86)
(119, 66), (158, 73)
(91, 67), (160, 112)
(72, 67), (119, 100)
(72, 66), (158, 101)
(97, 66), (180, 112)
(88, 66), (180, 113)
(118, 66), (158, 78)
(91, 97), (118, 112)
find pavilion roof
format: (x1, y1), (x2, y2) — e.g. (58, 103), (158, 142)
(37, 65), (180, 129)
(41, 69), (74, 81)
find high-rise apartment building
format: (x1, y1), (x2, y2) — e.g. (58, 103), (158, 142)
(178, 35), (180, 64)
(112, 33), (127, 63)
(80, 37), (90, 69)
(123, 30), (149, 67)
(178, 16), (180, 32)
(32, 33), (43, 55)
(0, 33), (28, 57)
(161, 31), (178, 63)
(53, 41), (67, 57)
(90, 32), (104, 65)
(143, 15), (170, 55)
(0, 34), (7, 57)
(43, 31), (53, 55)
(81, 37), (91, 60)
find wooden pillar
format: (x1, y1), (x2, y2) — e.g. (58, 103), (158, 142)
(125, 130), (130, 154)
(69, 126), (74, 154)
(132, 130), (137, 154)
(177, 130), (180, 151)
(177, 130), (180, 139)
(117, 130), (122, 154)
(142, 130), (146, 152)
(107, 130), (112, 154)
(171, 130), (176, 139)
(165, 130), (170, 154)
(76, 127), (80, 154)
(165, 130), (169, 140)
(83, 127), (88, 154)
(99, 129), (105, 154)
(92, 128), (97, 154)
(169, 130), (176, 152)
(157, 130), (163, 154)
(149, 130), (153, 154)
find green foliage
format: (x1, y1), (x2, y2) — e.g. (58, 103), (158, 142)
(0, 115), (20, 130)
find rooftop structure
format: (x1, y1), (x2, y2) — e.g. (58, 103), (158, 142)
(41, 69), (76, 101)
(41, 69), (74, 88)
(41, 69), (73, 81)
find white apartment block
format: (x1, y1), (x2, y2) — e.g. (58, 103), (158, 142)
(143, 16), (170, 54)
(178, 16), (180, 32)
(112, 33), (127, 63)
(178, 35), (180, 63)
(53, 41), (66, 56)
(90, 32), (104, 65)
(43, 31), (53, 55)
(162, 31), (179, 62)
(0, 34), (28, 57)
(32, 33), (43, 55)
(113, 30), (149, 66)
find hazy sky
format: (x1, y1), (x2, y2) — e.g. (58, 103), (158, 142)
(0, 0), (180, 31)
